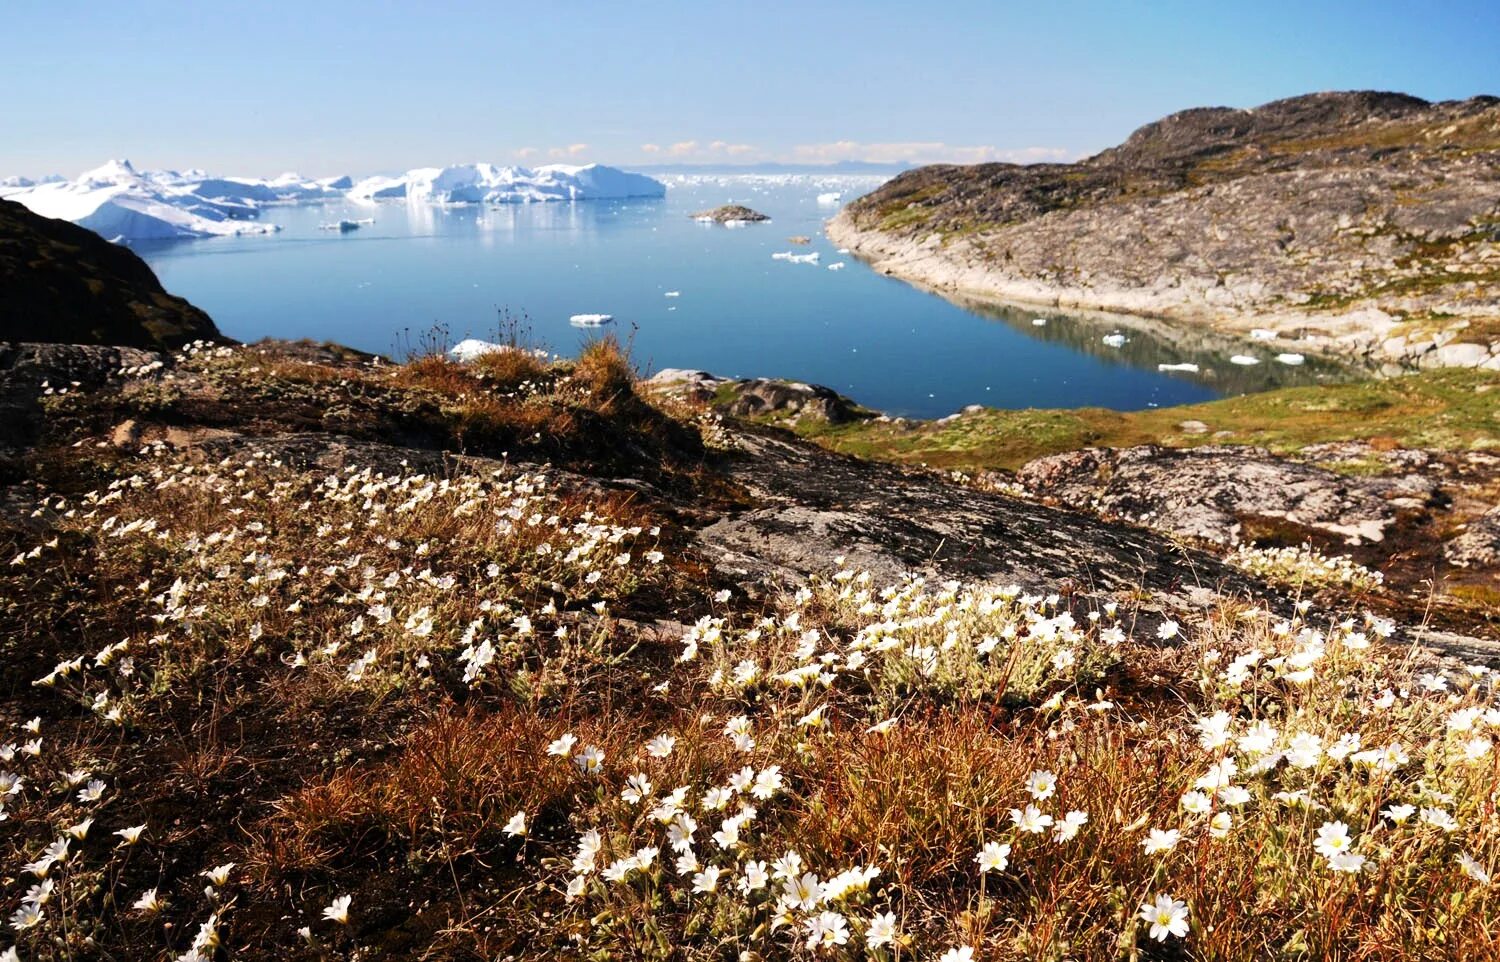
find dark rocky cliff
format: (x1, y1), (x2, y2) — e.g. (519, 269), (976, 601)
(0, 198), (221, 349)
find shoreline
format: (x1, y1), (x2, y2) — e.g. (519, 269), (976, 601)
(825, 212), (1500, 374)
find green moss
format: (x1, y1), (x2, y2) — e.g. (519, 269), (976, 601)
(782, 369), (1500, 472)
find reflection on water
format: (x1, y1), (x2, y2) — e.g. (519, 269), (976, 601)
(953, 295), (1351, 395)
(138, 176), (1355, 419)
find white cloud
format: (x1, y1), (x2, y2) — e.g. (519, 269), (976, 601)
(547, 143), (590, 159)
(788, 141), (1076, 165)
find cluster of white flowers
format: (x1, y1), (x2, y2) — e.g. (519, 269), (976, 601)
(1228, 542), (1385, 591)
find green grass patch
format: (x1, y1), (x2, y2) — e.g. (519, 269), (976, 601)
(789, 369), (1500, 471)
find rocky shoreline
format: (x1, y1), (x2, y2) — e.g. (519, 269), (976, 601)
(830, 91), (1500, 373)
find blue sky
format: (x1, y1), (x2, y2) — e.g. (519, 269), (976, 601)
(3, 0), (1497, 178)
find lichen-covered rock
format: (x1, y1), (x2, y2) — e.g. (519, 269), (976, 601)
(1017, 444), (1441, 546)
(1447, 505), (1500, 568)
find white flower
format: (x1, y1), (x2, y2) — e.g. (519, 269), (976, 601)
(546, 733), (578, 758)
(645, 734), (676, 758)
(1010, 805), (1053, 834)
(576, 745), (605, 775)
(865, 910), (898, 948)
(751, 766), (783, 800)
(116, 824), (146, 846)
(1156, 620), (1180, 641)
(77, 779), (107, 803)
(1054, 810), (1088, 842)
(1285, 732), (1322, 769)
(1139, 893), (1189, 941)
(1180, 791), (1211, 815)
(1209, 811), (1233, 837)
(1195, 711), (1234, 750)
(1419, 807), (1458, 832)
(622, 773), (653, 805)
(1383, 803), (1416, 824)
(692, 865), (722, 893)
(133, 887), (163, 913)
(1328, 851), (1366, 874)
(323, 894), (352, 924)
(1025, 770), (1058, 800)
(503, 811), (527, 836)
(804, 910), (850, 950)
(976, 841), (1011, 873)
(1458, 852), (1492, 885)
(938, 947), (974, 962)
(202, 863), (234, 887)
(1142, 828), (1180, 854)
(1313, 821), (1353, 860)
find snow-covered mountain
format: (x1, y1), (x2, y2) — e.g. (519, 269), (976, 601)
(4, 161), (667, 242)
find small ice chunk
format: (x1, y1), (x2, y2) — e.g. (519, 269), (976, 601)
(1158, 362), (1201, 373)
(1102, 333), (1126, 348)
(1032, 317), (1048, 327)
(816, 191), (843, 205)
(449, 338), (508, 361)
(664, 290), (680, 297)
(1275, 353), (1306, 365)
(569, 313), (614, 326)
(772, 250), (820, 264)
(836, 247), (850, 254)
(1230, 354), (1261, 365)
(1250, 328), (1277, 341)
(827, 262), (846, 271)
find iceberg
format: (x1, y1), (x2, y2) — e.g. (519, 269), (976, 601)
(1101, 333), (1127, 348)
(1275, 353), (1306, 366)
(771, 250), (820, 264)
(448, 338), (549, 362)
(1229, 354), (1261, 365)
(1032, 317), (1048, 326)
(827, 262), (846, 271)
(1158, 362), (1201, 373)
(816, 191), (843, 205)
(354, 163), (665, 205)
(569, 313), (614, 327)
(319, 218), (373, 232)
(664, 290), (681, 297)
(4, 159), (281, 241)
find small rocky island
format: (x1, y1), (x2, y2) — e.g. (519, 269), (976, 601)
(691, 204), (769, 223)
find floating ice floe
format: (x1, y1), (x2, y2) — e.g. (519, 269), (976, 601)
(836, 247), (851, 254)
(1230, 355), (1261, 365)
(664, 290), (681, 297)
(319, 218), (373, 232)
(1158, 362), (1201, 373)
(1275, 353), (1306, 366)
(569, 313), (614, 327)
(1250, 328), (1278, 341)
(771, 251), (820, 264)
(1102, 333), (1127, 348)
(1032, 318), (1048, 327)
(816, 192), (843, 205)
(827, 262), (846, 271)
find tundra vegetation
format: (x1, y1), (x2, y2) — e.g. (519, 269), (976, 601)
(2, 336), (1498, 962)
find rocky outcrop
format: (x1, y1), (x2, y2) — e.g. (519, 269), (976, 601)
(1017, 444), (1442, 546)
(0, 198), (221, 349)
(691, 204), (770, 223)
(1447, 506), (1500, 567)
(832, 92), (1500, 369)
(647, 368), (867, 424)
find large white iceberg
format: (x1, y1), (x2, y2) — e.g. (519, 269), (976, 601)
(5, 158), (665, 242)
(4, 160), (282, 242)
(351, 163), (666, 205)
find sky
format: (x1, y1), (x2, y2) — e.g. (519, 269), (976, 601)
(3, 0), (1497, 178)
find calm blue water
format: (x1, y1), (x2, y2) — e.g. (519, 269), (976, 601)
(138, 175), (1338, 419)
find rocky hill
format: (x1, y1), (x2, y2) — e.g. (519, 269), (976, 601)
(830, 91), (1500, 370)
(0, 198), (221, 349)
